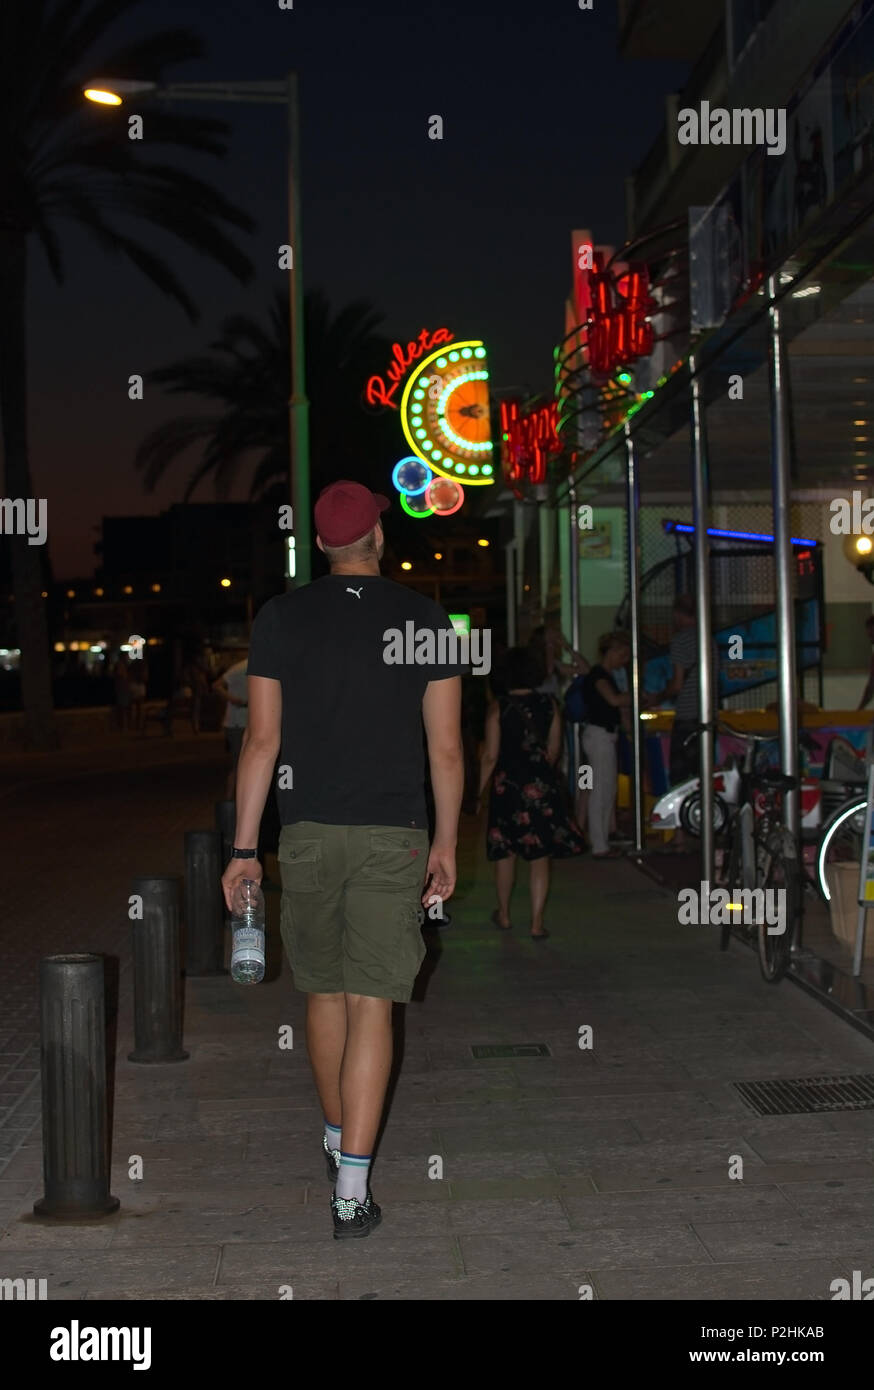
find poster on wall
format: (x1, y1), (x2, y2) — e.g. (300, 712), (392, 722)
(579, 522), (612, 559)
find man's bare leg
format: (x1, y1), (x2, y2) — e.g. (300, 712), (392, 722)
(305, 992), (347, 1128)
(339, 994), (393, 1157)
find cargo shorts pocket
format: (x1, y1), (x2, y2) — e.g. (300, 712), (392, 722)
(364, 829), (428, 887)
(277, 838), (322, 892)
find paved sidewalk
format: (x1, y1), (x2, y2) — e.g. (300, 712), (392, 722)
(1, 747), (874, 1299)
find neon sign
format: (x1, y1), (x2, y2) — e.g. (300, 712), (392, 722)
(586, 254), (655, 379)
(500, 400), (560, 491)
(365, 327), (455, 410)
(399, 341), (493, 486)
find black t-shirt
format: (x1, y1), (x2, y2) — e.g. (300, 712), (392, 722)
(582, 664), (620, 733)
(246, 575), (468, 828)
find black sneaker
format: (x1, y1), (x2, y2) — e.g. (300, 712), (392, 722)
(323, 1135), (340, 1183)
(331, 1189), (382, 1240)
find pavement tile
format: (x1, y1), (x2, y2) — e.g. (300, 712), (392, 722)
(561, 1183), (796, 1227)
(83, 1282), (339, 1300)
(692, 1217), (874, 1262)
(0, 1246), (220, 1289)
(777, 1178), (874, 1219)
(338, 1273), (585, 1300)
(217, 1236), (462, 1284)
(458, 1227), (711, 1275)
(447, 1197), (570, 1234)
(590, 1259), (845, 1301)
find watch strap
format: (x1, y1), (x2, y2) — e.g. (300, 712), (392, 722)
(231, 847), (257, 859)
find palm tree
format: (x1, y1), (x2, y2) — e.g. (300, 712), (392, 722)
(0, 0), (256, 746)
(135, 289), (400, 505)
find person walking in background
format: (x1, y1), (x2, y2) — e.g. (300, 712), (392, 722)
(478, 646), (585, 939)
(581, 632), (632, 858)
(128, 656), (148, 733)
(222, 480), (464, 1240)
(112, 653), (131, 732)
(214, 653), (249, 798)
(529, 623), (588, 699)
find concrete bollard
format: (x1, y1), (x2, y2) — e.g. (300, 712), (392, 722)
(185, 830), (226, 976)
(128, 876), (189, 1064)
(215, 799), (236, 868)
(33, 954), (120, 1220)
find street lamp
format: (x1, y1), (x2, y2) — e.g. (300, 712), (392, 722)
(84, 74), (311, 588)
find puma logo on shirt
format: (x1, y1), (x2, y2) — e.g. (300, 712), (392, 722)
(346, 586), (363, 599)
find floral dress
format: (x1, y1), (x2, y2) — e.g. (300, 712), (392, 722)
(486, 692), (586, 862)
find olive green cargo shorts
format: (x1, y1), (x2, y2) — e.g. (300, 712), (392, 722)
(277, 822), (431, 1001)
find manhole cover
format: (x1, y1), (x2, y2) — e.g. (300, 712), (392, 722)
(471, 1043), (551, 1059)
(733, 1074), (874, 1116)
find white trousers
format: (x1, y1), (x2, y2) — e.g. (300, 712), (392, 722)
(582, 723), (618, 855)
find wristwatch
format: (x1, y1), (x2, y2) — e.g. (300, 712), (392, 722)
(231, 847), (257, 859)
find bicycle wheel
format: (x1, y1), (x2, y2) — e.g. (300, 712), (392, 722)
(816, 795), (866, 902)
(757, 829), (798, 984)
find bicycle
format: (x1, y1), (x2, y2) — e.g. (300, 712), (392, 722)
(816, 789), (868, 903)
(715, 722), (802, 984)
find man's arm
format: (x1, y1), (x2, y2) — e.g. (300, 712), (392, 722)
(422, 675), (464, 904)
(221, 675), (282, 909)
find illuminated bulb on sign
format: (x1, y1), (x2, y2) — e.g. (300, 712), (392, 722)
(857, 537), (873, 555)
(84, 88), (122, 105)
(401, 561), (412, 571)
(220, 578), (231, 588)
(477, 538), (489, 547)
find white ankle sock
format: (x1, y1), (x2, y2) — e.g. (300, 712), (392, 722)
(324, 1121), (341, 1154)
(336, 1152), (371, 1203)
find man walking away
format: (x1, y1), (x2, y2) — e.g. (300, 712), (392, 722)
(222, 481), (465, 1239)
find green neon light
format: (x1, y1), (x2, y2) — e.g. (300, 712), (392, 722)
(400, 492), (433, 519)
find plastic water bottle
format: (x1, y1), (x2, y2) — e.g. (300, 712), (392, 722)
(230, 879), (265, 984)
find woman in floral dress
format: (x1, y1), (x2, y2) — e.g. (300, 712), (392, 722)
(477, 647), (585, 939)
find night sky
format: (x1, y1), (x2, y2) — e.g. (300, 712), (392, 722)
(26, 0), (688, 577)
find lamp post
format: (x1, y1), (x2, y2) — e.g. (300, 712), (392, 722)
(84, 76), (311, 588)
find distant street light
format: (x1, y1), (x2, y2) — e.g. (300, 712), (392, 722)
(84, 74), (311, 588)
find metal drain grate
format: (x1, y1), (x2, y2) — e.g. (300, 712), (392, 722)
(733, 1074), (874, 1116)
(471, 1043), (551, 1059)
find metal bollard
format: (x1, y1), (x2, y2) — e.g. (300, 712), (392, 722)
(185, 830), (226, 976)
(128, 876), (189, 1064)
(33, 954), (120, 1220)
(215, 799), (236, 868)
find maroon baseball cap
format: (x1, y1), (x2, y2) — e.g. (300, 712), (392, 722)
(314, 480), (390, 546)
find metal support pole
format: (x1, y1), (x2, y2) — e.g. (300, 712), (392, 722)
(129, 877), (188, 1064)
(767, 276), (799, 841)
(288, 71), (311, 589)
(690, 355), (715, 887)
(539, 500), (553, 613)
(34, 954), (120, 1219)
(624, 423), (645, 854)
(569, 476), (582, 790)
(513, 501), (525, 613)
(184, 831), (226, 976)
(505, 541), (517, 646)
